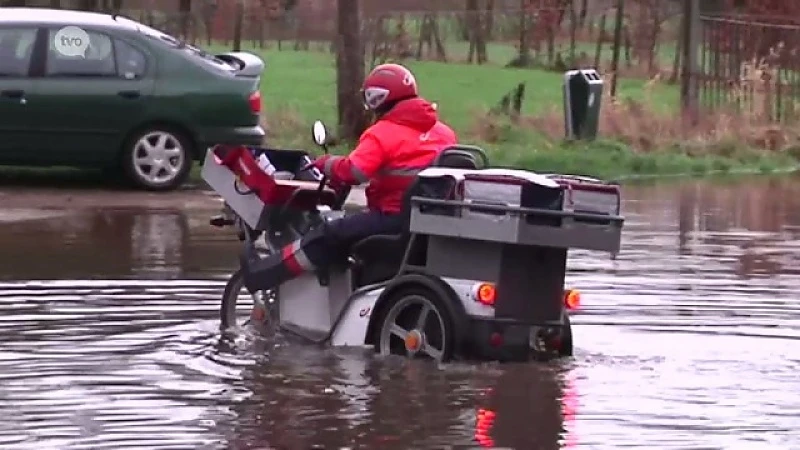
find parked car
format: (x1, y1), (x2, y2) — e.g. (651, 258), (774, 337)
(0, 7), (266, 191)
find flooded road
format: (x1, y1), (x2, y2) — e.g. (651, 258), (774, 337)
(1, 175), (799, 449)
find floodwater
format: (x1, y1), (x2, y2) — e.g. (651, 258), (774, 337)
(1, 176), (799, 450)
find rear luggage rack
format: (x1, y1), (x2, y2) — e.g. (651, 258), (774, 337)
(409, 197), (623, 254)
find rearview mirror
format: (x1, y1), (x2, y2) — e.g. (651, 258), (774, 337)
(312, 120), (328, 147)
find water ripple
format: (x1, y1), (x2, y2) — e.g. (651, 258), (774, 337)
(1, 177), (800, 448)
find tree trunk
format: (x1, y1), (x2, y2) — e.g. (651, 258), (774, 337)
(610, 0), (625, 97)
(232, 0), (244, 51)
(3, 0), (26, 5)
(179, 0), (192, 40)
(517, 0), (531, 66)
(568, 0), (577, 64)
(647, 4), (661, 73)
(336, 0), (368, 141)
(484, 0), (495, 41)
(594, 13), (606, 69)
(465, 0), (487, 64)
(416, 15), (430, 60)
(415, 14), (446, 62)
(77, 0), (96, 10)
(50, 0), (62, 7)
(201, 0), (217, 46)
(623, 24), (632, 67)
(431, 15), (447, 61)
(669, 8), (685, 83)
(578, 0), (588, 27)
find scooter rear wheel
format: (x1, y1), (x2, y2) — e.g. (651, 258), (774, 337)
(375, 287), (455, 362)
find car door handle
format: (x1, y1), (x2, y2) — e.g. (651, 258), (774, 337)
(1, 90), (25, 99)
(117, 90), (140, 99)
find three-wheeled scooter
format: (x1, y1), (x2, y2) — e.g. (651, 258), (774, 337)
(203, 120), (624, 362)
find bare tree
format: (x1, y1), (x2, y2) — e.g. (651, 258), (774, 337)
(465, 0), (488, 64)
(232, 0), (245, 51)
(179, 0), (192, 40)
(336, 0), (368, 141)
(77, 0), (97, 10)
(201, 0), (218, 45)
(416, 13), (447, 62)
(610, 0), (625, 96)
(578, 0), (588, 27)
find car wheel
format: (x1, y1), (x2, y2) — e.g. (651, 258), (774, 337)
(123, 128), (193, 191)
(375, 287), (455, 362)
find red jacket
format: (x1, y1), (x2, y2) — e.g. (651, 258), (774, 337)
(321, 97), (458, 213)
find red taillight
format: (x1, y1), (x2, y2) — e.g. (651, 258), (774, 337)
(472, 282), (496, 307)
(248, 91), (262, 114)
(564, 289), (581, 310)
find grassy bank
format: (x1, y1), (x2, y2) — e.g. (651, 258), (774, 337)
(3, 46), (796, 188)
(230, 47), (797, 179)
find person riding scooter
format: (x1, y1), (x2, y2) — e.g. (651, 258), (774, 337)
(240, 63), (458, 294)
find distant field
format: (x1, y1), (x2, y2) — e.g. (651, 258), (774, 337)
(207, 45), (679, 135)
(195, 45), (793, 179)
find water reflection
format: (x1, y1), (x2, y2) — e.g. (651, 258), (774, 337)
(224, 349), (571, 449)
(0, 174), (799, 449)
(0, 209), (238, 280)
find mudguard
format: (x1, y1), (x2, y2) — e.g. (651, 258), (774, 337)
(329, 285), (386, 347)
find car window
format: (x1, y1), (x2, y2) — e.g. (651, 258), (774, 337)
(116, 17), (232, 72)
(0, 27), (37, 77)
(114, 39), (147, 79)
(46, 27), (116, 77)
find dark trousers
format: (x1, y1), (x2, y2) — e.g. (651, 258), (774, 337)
(241, 211), (404, 293)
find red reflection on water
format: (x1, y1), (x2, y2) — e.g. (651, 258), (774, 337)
(475, 407), (497, 447)
(561, 371), (579, 449)
(473, 371), (581, 448)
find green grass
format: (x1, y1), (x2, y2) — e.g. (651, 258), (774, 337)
(3, 42), (793, 188)
(209, 45), (794, 179)
(209, 44), (680, 129)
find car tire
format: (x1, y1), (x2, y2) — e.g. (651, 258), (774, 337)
(373, 287), (456, 362)
(122, 127), (193, 191)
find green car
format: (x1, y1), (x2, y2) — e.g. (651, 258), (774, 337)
(0, 8), (265, 191)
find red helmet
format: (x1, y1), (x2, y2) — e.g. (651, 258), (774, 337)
(361, 63), (419, 111)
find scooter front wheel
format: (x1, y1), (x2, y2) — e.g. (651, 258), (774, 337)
(220, 268), (275, 331)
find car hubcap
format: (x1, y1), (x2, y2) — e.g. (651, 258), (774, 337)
(379, 295), (446, 361)
(133, 131), (185, 184)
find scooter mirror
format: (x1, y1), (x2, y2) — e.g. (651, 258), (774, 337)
(312, 120), (328, 148)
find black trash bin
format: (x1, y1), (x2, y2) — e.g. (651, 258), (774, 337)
(563, 69), (604, 140)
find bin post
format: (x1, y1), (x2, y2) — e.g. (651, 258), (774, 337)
(563, 69), (604, 140)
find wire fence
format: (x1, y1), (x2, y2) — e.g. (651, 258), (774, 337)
(20, 0), (800, 122)
(697, 15), (800, 121)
